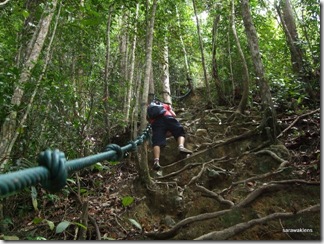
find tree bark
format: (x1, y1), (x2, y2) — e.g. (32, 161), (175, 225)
(231, 0), (249, 114)
(192, 0), (211, 105)
(211, 14), (227, 106)
(275, 0), (317, 100)
(4, 1), (62, 166)
(139, 0), (158, 187)
(162, 34), (172, 104)
(175, 5), (193, 94)
(0, 0), (58, 166)
(103, 5), (114, 144)
(241, 0), (278, 141)
(125, 3), (139, 125)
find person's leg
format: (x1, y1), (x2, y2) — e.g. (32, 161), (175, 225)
(165, 116), (192, 154)
(177, 136), (192, 154)
(152, 118), (167, 170)
(153, 145), (161, 170)
(177, 136), (185, 147)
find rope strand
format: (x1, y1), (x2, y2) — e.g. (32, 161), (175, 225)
(0, 124), (151, 197)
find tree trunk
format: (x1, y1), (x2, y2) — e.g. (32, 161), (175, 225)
(0, 0), (58, 166)
(211, 14), (227, 106)
(231, 0), (249, 114)
(4, 1), (62, 166)
(176, 5), (193, 94)
(125, 3), (139, 125)
(139, 0), (158, 187)
(192, 0), (211, 105)
(275, 0), (317, 100)
(120, 12), (129, 109)
(162, 35), (172, 104)
(103, 5), (114, 144)
(241, 0), (278, 141)
(227, 29), (235, 105)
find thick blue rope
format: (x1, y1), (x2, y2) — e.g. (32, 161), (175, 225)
(0, 125), (151, 197)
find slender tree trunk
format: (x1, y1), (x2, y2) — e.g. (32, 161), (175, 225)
(231, 0), (249, 114)
(275, 0), (317, 100)
(227, 29), (235, 105)
(103, 5), (114, 144)
(131, 63), (142, 140)
(125, 3), (139, 125)
(211, 14), (226, 106)
(241, 0), (278, 141)
(162, 34), (172, 104)
(4, 2), (62, 167)
(192, 0), (211, 104)
(0, 0), (58, 166)
(139, 0), (158, 187)
(120, 12), (128, 107)
(176, 5), (193, 94)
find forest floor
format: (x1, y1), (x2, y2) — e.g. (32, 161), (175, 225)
(0, 89), (321, 241)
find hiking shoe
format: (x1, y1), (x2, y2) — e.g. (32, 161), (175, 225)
(153, 161), (161, 171)
(179, 146), (193, 154)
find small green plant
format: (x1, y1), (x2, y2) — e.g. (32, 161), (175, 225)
(121, 196), (134, 207)
(55, 220), (87, 234)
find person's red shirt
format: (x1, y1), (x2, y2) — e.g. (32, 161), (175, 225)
(163, 103), (176, 117)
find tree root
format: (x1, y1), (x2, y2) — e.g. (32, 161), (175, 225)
(194, 184), (234, 207)
(89, 216), (101, 240)
(157, 156), (228, 180)
(144, 179), (319, 240)
(277, 108), (320, 139)
(194, 204), (320, 240)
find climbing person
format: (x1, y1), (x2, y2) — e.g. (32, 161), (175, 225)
(147, 99), (192, 171)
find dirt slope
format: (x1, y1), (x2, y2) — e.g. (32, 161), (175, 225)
(1, 90), (320, 240)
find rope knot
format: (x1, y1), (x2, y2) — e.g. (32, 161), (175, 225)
(129, 141), (137, 152)
(38, 149), (67, 193)
(105, 144), (123, 161)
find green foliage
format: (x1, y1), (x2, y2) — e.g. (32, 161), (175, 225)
(0, 0), (320, 204)
(122, 195), (134, 207)
(55, 220), (87, 234)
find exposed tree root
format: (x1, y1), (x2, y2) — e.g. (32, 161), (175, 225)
(194, 204), (320, 240)
(144, 179), (319, 239)
(254, 149), (288, 165)
(230, 167), (290, 187)
(277, 108), (320, 139)
(158, 157), (228, 180)
(89, 216), (101, 240)
(186, 163), (207, 186)
(194, 184), (234, 207)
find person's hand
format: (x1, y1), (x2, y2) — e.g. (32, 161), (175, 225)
(170, 110), (176, 117)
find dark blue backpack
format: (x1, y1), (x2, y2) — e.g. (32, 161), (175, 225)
(147, 101), (166, 119)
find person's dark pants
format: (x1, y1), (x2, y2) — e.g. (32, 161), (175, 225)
(151, 116), (185, 147)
